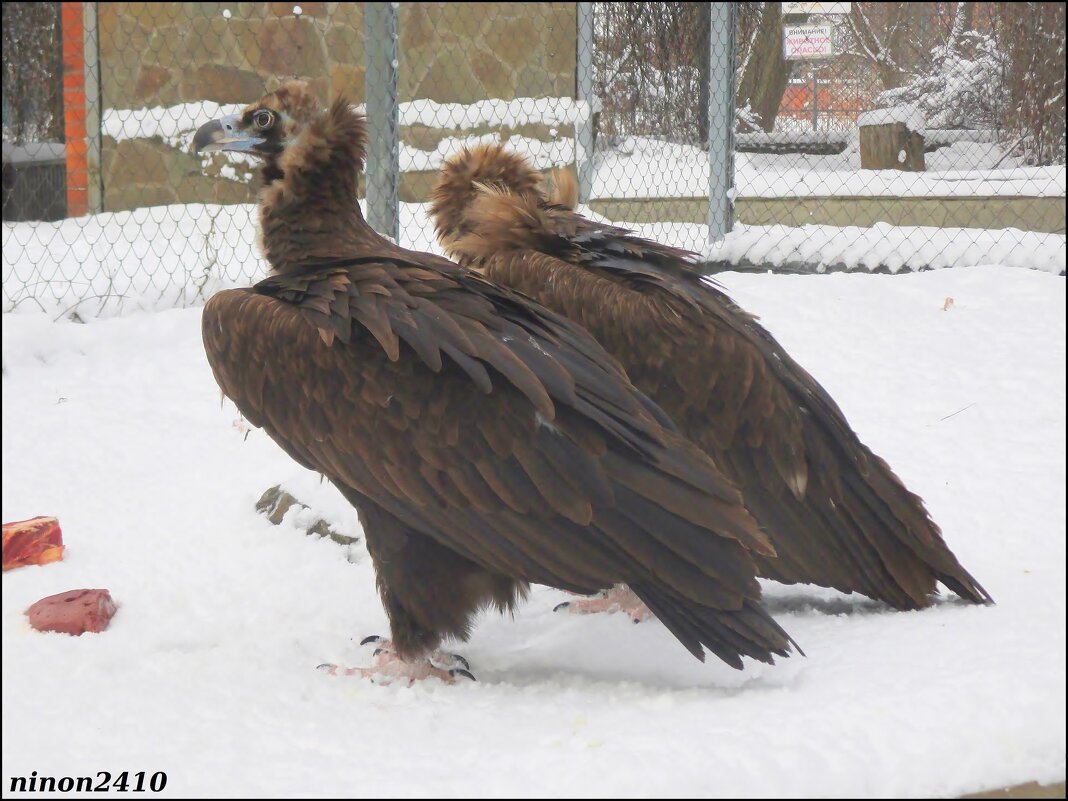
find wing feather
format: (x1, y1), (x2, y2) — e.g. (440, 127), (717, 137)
(203, 259), (797, 665)
(447, 183), (991, 608)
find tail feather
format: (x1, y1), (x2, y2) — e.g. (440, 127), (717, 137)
(857, 452), (994, 605)
(706, 417), (994, 610)
(632, 582), (800, 669)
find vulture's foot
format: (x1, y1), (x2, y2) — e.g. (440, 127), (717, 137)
(554, 584), (653, 624)
(318, 637), (474, 685)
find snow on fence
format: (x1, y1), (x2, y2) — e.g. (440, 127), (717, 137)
(3, 2), (1065, 317)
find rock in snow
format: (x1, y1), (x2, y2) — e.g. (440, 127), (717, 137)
(25, 589), (117, 636)
(256, 484), (360, 547)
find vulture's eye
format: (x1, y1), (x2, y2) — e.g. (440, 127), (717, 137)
(253, 110), (275, 130)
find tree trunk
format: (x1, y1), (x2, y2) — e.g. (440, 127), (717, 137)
(737, 3), (792, 132)
(880, 4), (910, 90)
(849, 3), (909, 91)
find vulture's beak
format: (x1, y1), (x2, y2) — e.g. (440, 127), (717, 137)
(192, 114), (265, 155)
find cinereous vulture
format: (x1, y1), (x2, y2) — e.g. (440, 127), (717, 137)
(429, 143), (992, 614)
(192, 81), (800, 683)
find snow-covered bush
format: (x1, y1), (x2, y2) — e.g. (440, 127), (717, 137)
(874, 30), (1004, 130)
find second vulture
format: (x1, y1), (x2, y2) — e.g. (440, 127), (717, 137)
(430, 144), (992, 612)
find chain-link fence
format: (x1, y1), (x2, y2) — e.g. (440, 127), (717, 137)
(2, 2), (1064, 318)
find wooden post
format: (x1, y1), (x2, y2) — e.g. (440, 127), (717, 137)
(859, 122), (926, 172)
(61, 1), (88, 217)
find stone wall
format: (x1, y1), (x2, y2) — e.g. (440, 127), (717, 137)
(398, 3), (576, 104)
(98, 2), (577, 211)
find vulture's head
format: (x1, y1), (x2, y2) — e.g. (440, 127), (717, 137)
(194, 80), (372, 271)
(193, 80), (366, 190)
(430, 144), (554, 252)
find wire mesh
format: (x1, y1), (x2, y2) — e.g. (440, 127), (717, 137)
(2, 2), (1064, 319)
(388, 1), (580, 248)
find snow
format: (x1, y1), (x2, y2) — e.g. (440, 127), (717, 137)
(857, 104), (927, 131)
(102, 98), (589, 182)
(4, 202), (1064, 318)
(592, 136), (1066, 198)
(103, 101), (247, 147)
(2, 203), (268, 318)
(699, 221), (1066, 275)
(874, 32), (1004, 131)
(2, 264), (1064, 797)
(100, 99), (1062, 199)
(103, 99), (589, 144)
(925, 128), (999, 146)
(397, 96), (590, 130)
(400, 133), (572, 174)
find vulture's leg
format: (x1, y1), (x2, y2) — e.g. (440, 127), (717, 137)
(325, 494), (523, 684)
(323, 634), (473, 683)
(555, 584), (654, 624)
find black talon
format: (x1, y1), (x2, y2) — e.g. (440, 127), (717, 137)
(316, 663), (337, 672)
(553, 601), (571, 613)
(360, 635), (384, 646)
(450, 654), (470, 671)
(450, 668), (476, 681)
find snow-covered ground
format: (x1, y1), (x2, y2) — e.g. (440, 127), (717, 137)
(4, 201), (1064, 318)
(2, 264), (1064, 797)
(593, 136), (1066, 199)
(699, 221), (1066, 273)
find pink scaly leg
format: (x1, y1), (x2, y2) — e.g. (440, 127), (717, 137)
(318, 636), (475, 686)
(554, 584), (654, 624)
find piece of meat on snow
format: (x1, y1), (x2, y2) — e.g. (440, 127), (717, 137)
(26, 589), (117, 635)
(2, 516), (64, 571)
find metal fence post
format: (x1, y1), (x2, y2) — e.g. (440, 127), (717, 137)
(811, 69), (819, 132)
(575, 2), (594, 204)
(364, 1), (400, 242)
(708, 2), (736, 244)
(84, 1), (102, 214)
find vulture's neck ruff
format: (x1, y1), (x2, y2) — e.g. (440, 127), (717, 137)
(429, 143), (548, 259)
(256, 96), (374, 275)
(431, 144), (704, 287)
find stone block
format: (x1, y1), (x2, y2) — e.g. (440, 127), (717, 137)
(247, 17), (326, 77)
(324, 23), (363, 65)
(178, 65), (266, 104)
(134, 65), (176, 104)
